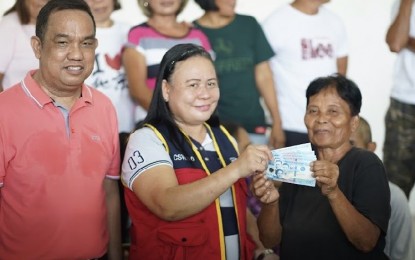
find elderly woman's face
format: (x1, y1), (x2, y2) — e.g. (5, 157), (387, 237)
(304, 87), (358, 150)
(162, 56), (219, 127)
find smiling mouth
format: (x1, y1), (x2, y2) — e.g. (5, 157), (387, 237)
(160, 2), (175, 7)
(196, 105), (212, 111)
(93, 7), (107, 14)
(314, 129), (329, 134)
(66, 66), (82, 71)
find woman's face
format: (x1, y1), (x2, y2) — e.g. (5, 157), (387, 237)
(304, 87), (358, 150)
(163, 56), (219, 128)
(85, 0), (114, 27)
(26, 0), (49, 24)
(214, 0), (236, 17)
(148, 0), (182, 17)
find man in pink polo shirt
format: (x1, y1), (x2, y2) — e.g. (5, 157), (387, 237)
(0, 0), (122, 259)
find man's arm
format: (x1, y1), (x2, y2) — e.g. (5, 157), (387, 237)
(104, 178), (122, 260)
(386, 0), (414, 52)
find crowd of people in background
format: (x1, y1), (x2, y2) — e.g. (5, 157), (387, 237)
(0, 0), (414, 259)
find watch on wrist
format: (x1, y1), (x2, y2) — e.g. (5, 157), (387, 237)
(256, 248), (275, 260)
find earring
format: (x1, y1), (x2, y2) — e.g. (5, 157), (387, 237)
(143, 1), (149, 7)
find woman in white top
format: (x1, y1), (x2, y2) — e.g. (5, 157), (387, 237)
(0, 0), (49, 91)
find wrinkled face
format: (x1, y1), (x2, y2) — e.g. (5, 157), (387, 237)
(304, 87), (358, 150)
(26, 0), (49, 24)
(163, 56), (219, 128)
(31, 10), (97, 92)
(148, 0), (182, 16)
(85, 0), (114, 27)
(214, 0), (236, 17)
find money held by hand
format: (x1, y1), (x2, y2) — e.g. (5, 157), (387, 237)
(266, 143), (316, 187)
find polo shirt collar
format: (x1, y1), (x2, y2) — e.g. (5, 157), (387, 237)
(20, 70), (93, 108)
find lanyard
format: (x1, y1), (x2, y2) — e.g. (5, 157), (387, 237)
(179, 123), (227, 175)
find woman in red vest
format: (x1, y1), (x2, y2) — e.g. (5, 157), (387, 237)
(121, 43), (273, 260)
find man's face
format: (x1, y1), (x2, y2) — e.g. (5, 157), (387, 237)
(32, 9), (97, 93)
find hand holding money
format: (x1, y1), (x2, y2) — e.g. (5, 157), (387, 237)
(234, 144), (272, 178)
(311, 160), (340, 199)
(251, 173), (279, 205)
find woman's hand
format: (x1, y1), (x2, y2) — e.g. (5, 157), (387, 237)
(311, 160), (340, 199)
(251, 173), (280, 205)
(234, 145), (272, 178)
(254, 248), (279, 260)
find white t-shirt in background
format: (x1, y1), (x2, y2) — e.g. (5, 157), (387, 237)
(263, 4), (348, 133)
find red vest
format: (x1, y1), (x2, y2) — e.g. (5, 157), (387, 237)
(124, 124), (255, 259)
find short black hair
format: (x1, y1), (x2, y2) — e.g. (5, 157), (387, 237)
(194, 0), (218, 11)
(36, 0), (96, 42)
(306, 74), (362, 116)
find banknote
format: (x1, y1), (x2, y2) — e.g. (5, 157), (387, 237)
(266, 143), (316, 187)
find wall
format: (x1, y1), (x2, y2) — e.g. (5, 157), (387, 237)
(0, 0), (397, 158)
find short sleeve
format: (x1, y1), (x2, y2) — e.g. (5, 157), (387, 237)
(121, 127), (172, 190)
(252, 17), (275, 64)
(352, 154), (391, 234)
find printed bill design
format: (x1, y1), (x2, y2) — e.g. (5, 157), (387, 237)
(266, 143), (317, 187)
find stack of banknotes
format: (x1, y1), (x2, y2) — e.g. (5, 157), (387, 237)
(265, 143), (317, 187)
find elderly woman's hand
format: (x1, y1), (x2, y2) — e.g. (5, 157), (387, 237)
(251, 173), (280, 204)
(311, 160), (340, 199)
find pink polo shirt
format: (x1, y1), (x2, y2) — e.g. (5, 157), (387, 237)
(0, 71), (120, 259)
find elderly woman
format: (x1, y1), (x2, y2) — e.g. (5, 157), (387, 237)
(122, 43), (273, 260)
(252, 74), (390, 259)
